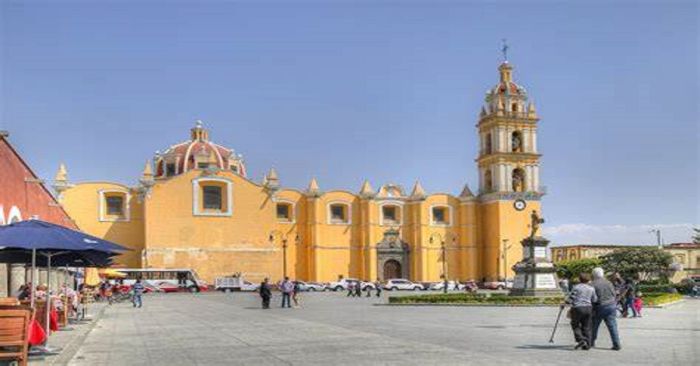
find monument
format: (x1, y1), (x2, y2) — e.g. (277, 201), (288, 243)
(509, 211), (561, 297)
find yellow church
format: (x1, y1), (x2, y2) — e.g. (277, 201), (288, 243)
(53, 60), (543, 284)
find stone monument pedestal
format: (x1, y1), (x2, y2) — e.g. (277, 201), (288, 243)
(509, 236), (561, 297)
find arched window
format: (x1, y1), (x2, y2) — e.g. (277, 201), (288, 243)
(485, 133), (492, 154)
(484, 170), (493, 192)
(511, 131), (523, 153)
(192, 177), (233, 216)
(512, 103), (518, 112)
(512, 168), (525, 192)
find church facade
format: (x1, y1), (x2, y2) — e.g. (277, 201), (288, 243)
(54, 61), (544, 284)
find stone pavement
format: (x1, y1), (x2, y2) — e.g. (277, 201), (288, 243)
(45, 292), (698, 366)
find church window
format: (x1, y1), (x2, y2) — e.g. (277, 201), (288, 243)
(431, 206), (452, 226)
(166, 163), (176, 176)
(485, 133), (492, 154)
(99, 190), (130, 222)
(106, 196), (124, 216)
(511, 131), (523, 153)
(512, 168), (525, 192)
(329, 203), (350, 224)
(512, 103), (518, 112)
(381, 204), (401, 225)
(203, 186), (222, 210)
(230, 164), (239, 173)
(192, 177), (233, 216)
(276, 202), (293, 222)
(484, 170), (493, 192)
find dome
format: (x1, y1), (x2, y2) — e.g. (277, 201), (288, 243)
(482, 62), (531, 117)
(154, 121), (247, 178)
(488, 62), (527, 96)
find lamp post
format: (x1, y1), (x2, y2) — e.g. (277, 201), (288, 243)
(649, 229), (663, 249)
(269, 231), (299, 279)
(501, 239), (512, 282)
(429, 233), (458, 294)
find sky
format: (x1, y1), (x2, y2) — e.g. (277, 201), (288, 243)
(1, 0), (698, 245)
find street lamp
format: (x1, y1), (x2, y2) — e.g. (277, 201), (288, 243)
(429, 233), (458, 294)
(269, 231), (300, 279)
(649, 229), (663, 249)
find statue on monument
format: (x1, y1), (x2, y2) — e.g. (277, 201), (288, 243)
(529, 210), (545, 239)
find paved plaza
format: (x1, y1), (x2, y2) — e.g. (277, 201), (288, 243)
(43, 292), (699, 366)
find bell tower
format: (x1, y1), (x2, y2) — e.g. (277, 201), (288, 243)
(477, 59), (544, 282)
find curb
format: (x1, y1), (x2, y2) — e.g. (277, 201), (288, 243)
(647, 299), (685, 308)
(377, 303), (562, 307)
(47, 304), (108, 365)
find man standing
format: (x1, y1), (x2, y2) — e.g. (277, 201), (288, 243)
(375, 278), (382, 298)
(132, 279), (145, 308)
(591, 267), (621, 350)
(280, 277), (293, 308)
(259, 278), (271, 309)
(564, 273), (597, 350)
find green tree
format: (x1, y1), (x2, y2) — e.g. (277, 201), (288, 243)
(555, 258), (602, 280)
(600, 247), (673, 281)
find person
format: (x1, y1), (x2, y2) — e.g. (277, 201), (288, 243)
(292, 281), (301, 308)
(355, 280), (362, 298)
(365, 280), (373, 297)
(17, 283), (31, 301)
(280, 277), (293, 308)
(132, 279), (145, 308)
(259, 278), (272, 309)
(78, 284), (89, 320)
(347, 281), (355, 297)
(590, 267), (621, 350)
(611, 273), (625, 315)
(375, 278), (382, 298)
(632, 291), (643, 318)
(564, 273), (597, 350)
(104, 282), (114, 305)
(558, 278), (570, 293)
(623, 278), (638, 317)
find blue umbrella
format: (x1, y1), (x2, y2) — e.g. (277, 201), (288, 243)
(0, 219), (128, 351)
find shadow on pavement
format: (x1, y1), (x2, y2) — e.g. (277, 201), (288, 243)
(516, 344), (573, 351)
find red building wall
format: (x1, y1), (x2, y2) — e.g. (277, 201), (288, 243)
(0, 133), (76, 228)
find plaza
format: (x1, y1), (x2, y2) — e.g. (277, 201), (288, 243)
(40, 292), (698, 366)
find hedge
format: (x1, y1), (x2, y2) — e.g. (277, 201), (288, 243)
(637, 284), (677, 294)
(643, 292), (683, 306)
(388, 293), (563, 305)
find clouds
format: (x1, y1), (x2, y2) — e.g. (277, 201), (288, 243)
(544, 223), (697, 246)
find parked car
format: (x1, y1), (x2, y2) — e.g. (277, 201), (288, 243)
(240, 281), (260, 292)
(326, 278), (374, 291)
(429, 281), (464, 291)
(154, 281), (181, 293)
(419, 282), (435, 291)
(383, 279), (424, 291)
(481, 280), (513, 290)
(295, 281), (326, 292)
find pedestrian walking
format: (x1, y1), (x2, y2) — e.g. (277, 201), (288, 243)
(632, 291), (643, 317)
(280, 277), (294, 308)
(564, 273), (597, 350)
(260, 278), (272, 309)
(623, 278), (638, 317)
(347, 281), (355, 297)
(375, 278), (382, 298)
(132, 279), (145, 308)
(365, 280), (372, 297)
(292, 281), (301, 308)
(590, 267), (622, 350)
(355, 280), (362, 298)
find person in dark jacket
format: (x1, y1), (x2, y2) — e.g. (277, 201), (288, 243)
(622, 278), (638, 317)
(590, 268), (621, 350)
(259, 278), (272, 309)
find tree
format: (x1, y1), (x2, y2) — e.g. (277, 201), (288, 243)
(555, 258), (602, 280)
(693, 228), (700, 245)
(600, 247), (673, 281)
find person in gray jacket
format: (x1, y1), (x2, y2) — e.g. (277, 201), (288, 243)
(590, 267), (621, 350)
(564, 273), (597, 350)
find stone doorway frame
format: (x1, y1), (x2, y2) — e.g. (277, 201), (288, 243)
(376, 229), (410, 281)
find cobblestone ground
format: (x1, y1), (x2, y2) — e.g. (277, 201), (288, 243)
(57, 292), (697, 366)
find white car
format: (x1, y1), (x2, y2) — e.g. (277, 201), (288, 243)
(295, 281), (326, 292)
(240, 281), (260, 291)
(327, 278), (375, 291)
(429, 281), (464, 291)
(383, 279), (424, 291)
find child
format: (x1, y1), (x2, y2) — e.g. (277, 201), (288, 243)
(632, 291), (643, 317)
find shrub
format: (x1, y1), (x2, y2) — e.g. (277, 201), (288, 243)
(388, 293), (563, 305)
(637, 284), (676, 294)
(674, 279), (695, 294)
(555, 258), (602, 280)
(642, 292), (683, 306)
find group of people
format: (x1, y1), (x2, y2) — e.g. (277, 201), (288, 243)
(98, 279), (145, 308)
(259, 277), (300, 309)
(15, 281), (91, 320)
(564, 267), (624, 351)
(346, 279), (382, 298)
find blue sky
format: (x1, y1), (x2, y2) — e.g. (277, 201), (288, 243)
(1, 1), (697, 245)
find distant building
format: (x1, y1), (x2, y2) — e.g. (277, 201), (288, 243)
(550, 243), (700, 281)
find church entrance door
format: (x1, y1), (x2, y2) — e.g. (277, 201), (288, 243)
(383, 259), (402, 279)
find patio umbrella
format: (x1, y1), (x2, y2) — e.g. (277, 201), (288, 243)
(0, 219), (128, 351)
(84, 268), (101, 287)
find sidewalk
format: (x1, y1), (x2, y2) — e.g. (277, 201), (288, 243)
(26, 302), (108, 366)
